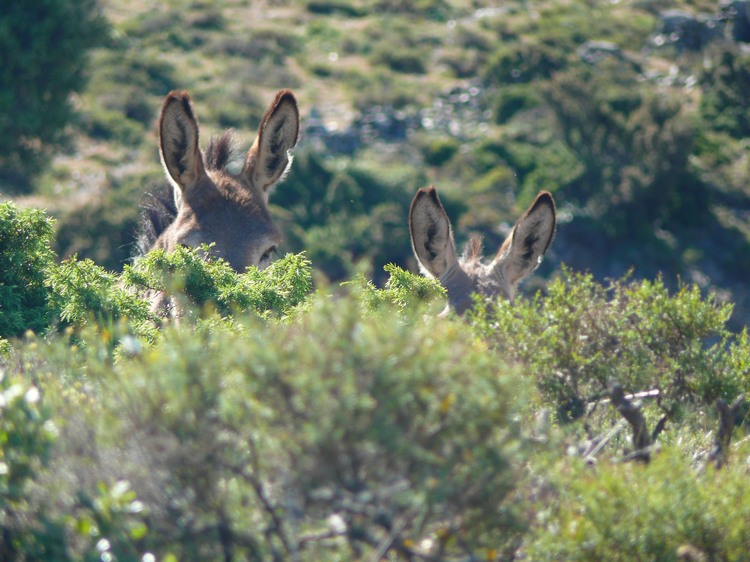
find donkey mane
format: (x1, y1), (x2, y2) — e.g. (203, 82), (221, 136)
(460, 234), (484, 270)
(204, 130), (241, 172)
(136, 184), (178, 256)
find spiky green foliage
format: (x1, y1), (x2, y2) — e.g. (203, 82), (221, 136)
(0, 203), (56, 339)
(46, 256), (157, 343)
(123, 245), (312, 321)
(349, 262), (445, 312)
(0, 205), (313, 352)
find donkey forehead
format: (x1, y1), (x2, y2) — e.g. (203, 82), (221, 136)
(183, 173), (280, 236)
(461, 258), (513, 300)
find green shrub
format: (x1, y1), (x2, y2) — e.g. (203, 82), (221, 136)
(306, 0), (366, 17)
(490, 83), (543, 122)
(470, 269), (743, 422)
(528, 446), (750, 561)
(544, 63), (705, 231)
(0, 0), (107, 184)
(348, 263), (445, 312)
(1, 203), (313, 348)
(0, 203), (56, 338)
(123, 246), (312, 322)
(372, 45), (428, 74)
(47, 257), (157, 344)
(483, 41), (564, 86)
(0, 368), (66, 560)
(0, 363), (150, 561)
(419, 136), (460, 167)
(372, 0), (453, 20)
(79, 106), (144, 144)
(25, 293), (532, 559)
(700, 46), (750, 138)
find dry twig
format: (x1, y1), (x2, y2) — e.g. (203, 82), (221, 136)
(608, 381), (652, 463)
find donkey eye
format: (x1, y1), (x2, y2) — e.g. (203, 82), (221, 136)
(260, 245), (277, 265)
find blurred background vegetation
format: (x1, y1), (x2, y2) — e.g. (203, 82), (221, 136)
(1, 0), (749, 325)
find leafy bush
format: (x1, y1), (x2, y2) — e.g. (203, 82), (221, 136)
(418, 136), (460, 167)
(0, 363), (150, 561)
(123, 246), (312, 322)
(470, 269), (746, 422)
(483, 41), (564, 86)
(0, 368), (62, 560)
(306, 0), (366, 18)
(0, 0), (107, 185)
(490, 83), (543, 122)
(528, 446), (750, 561)
(700, 46), (750, 138)
(349, 262), (445, 312)
(47, 257), (157, 343)
(4, 293), (532, 560)
(373, 0), (453, 20)
(0, 204), (313, 351)
(0, 203), (56, 339)
(371, 44), (428, 74)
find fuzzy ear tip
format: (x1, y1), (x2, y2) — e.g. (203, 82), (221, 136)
(160, 90), (197, 125)
(534, 190), (556, 212)
(276, 88), (297, 101)
(268, 89), (300, 145)
(413, 185), (439, 205)
(273, 89), (299, 116)
(163, 90), (192, 107)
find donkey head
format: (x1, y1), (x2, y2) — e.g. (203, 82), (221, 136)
(154, 89), (299, 271)
(409, 186), (556, 315)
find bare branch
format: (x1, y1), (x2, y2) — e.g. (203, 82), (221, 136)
(707, 394), (745, 469)
(608, 381), (651, 463)
(651, 414), (669, 441)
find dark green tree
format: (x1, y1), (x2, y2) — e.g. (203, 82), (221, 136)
(0, 0), (107, 190)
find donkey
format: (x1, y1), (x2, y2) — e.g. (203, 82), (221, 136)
(409, 186), (556, 315)
(137, 89), (299, 313)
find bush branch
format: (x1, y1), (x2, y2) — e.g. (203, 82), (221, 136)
(708, 394), (745, 469)
(608, 381), (652, 463)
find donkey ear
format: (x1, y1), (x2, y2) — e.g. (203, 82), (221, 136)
(244, 89), (299, 196)
(494, 191), (556, 287)
(159, 91), (206, 199)
(409, 186), (459, 279)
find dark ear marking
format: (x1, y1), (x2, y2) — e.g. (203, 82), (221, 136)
(523, 191), (556, 255)
(522, 232), (540, 263)
(409, 186), (458, 278)
(497, 190), (557, 286)
(159, 90), (205, 192)
(243, 89), (300, 192)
